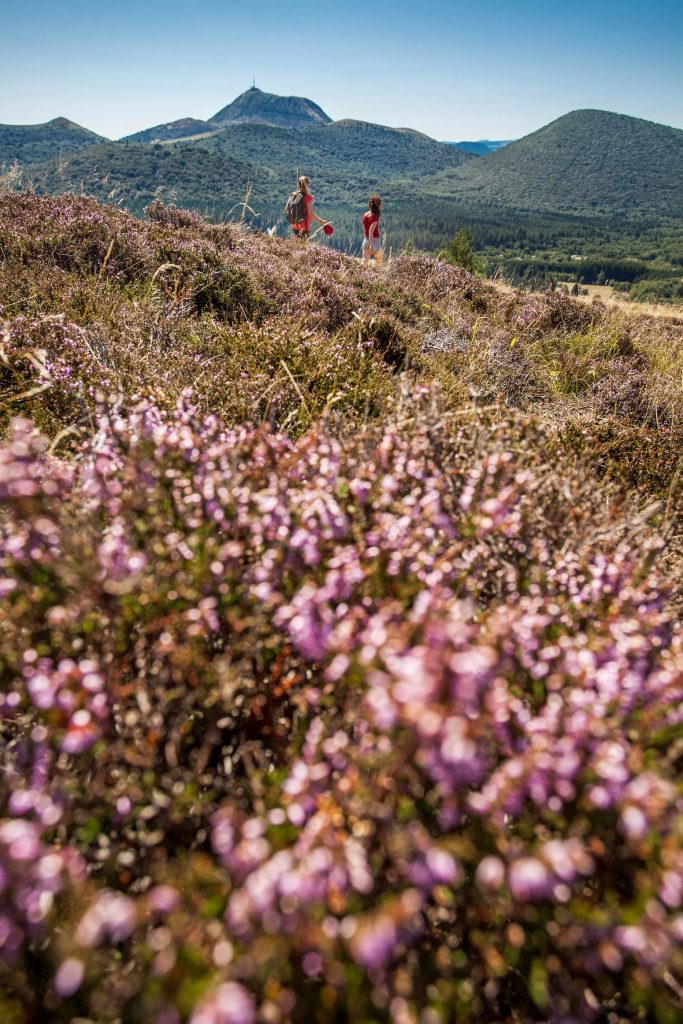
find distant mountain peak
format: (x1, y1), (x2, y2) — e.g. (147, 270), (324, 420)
(20, 116), (101, 136)
(209, 87), (332, 129)
(0, 116), (108, 166)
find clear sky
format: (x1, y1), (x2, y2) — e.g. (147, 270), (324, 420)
(2, 0), (682, 141)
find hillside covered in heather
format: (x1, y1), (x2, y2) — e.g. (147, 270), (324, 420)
(1, 194), (683, 1024)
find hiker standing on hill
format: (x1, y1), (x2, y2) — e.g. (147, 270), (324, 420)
(285, 176), (328, 240)
(362, 194), (382, 265)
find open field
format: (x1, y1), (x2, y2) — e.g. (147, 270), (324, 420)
(494, 280), (683, 322)
(1, 194), (683, 1024)
(577, 282), (683, 319)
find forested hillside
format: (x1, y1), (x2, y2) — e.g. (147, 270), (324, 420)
(20, 141), (270, 216)
(446, 109), (683, 219)
(188, 119), (473, 179)
(0, 117), (106, 165)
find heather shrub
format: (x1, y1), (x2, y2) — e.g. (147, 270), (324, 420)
(0, 192), (154, 283)
(0, 307), (398, 440)
(532, 323), (635, 398)
(389, 249), (495, 312)
(350, 313), (419, 371)
(146, 198), (209, 230)
(502, 288), (600, 338)
(560, 416), (683, 515)
(589, 354), (651, 420)
(1, 391), (682, 1023)
(2, 193), (683, 1022)
(2, 194), (681, 445)
(481, 333), (547, 407)
(155, 247), (268, 323)
(0, 312), (115, 436)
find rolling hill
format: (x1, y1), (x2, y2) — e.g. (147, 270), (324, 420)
(443, 109), (683, 219)
(183, 118), (474, 181)
(0, 116), (107, 165)
(18, 118), (475, 242)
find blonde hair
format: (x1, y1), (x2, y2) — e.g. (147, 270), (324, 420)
(298, 176), (310, 194)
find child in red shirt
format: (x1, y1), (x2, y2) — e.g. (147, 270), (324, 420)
(362, 194), (382, 265)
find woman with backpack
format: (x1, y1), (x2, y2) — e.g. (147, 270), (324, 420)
(362, 194), (382, 265)
(285, 176), (328, 240)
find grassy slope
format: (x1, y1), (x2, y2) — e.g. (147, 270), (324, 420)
(1, 194), (680, 506)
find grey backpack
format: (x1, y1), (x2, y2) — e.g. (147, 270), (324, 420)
(284, 190), (306, 225)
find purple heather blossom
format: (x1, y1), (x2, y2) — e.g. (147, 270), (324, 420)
(475, 856), (506, 890)
(147, 886), (181, 915)
(190, 982), (256, 1024)
(75, 891), (136, 947)
(619, 806), (649, 841)
(55, 956), (85, 997)
(1, 246), (682, 1024)
(508, 858), (553, 902)
(351, 913), (398, 969)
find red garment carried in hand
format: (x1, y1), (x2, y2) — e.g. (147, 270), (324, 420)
(293, 193), (314, 231)
(362, 211), (380, 238)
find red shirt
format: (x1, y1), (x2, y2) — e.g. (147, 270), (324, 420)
(293, 193), (314, 231)
(362, 211), (380, 238)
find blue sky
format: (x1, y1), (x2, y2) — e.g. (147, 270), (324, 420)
(2, 0), (681, 140)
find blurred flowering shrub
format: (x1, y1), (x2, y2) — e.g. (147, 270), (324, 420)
(1, 193), (683, 1021)
(1, 386), (682, 1023)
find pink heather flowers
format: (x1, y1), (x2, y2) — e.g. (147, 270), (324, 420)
(1, 388), (681, 1022)
(1, 194), (683, 1023)
(190, 983), (256, 1024)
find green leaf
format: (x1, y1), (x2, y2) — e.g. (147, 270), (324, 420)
(529, 958), (549, 1010)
